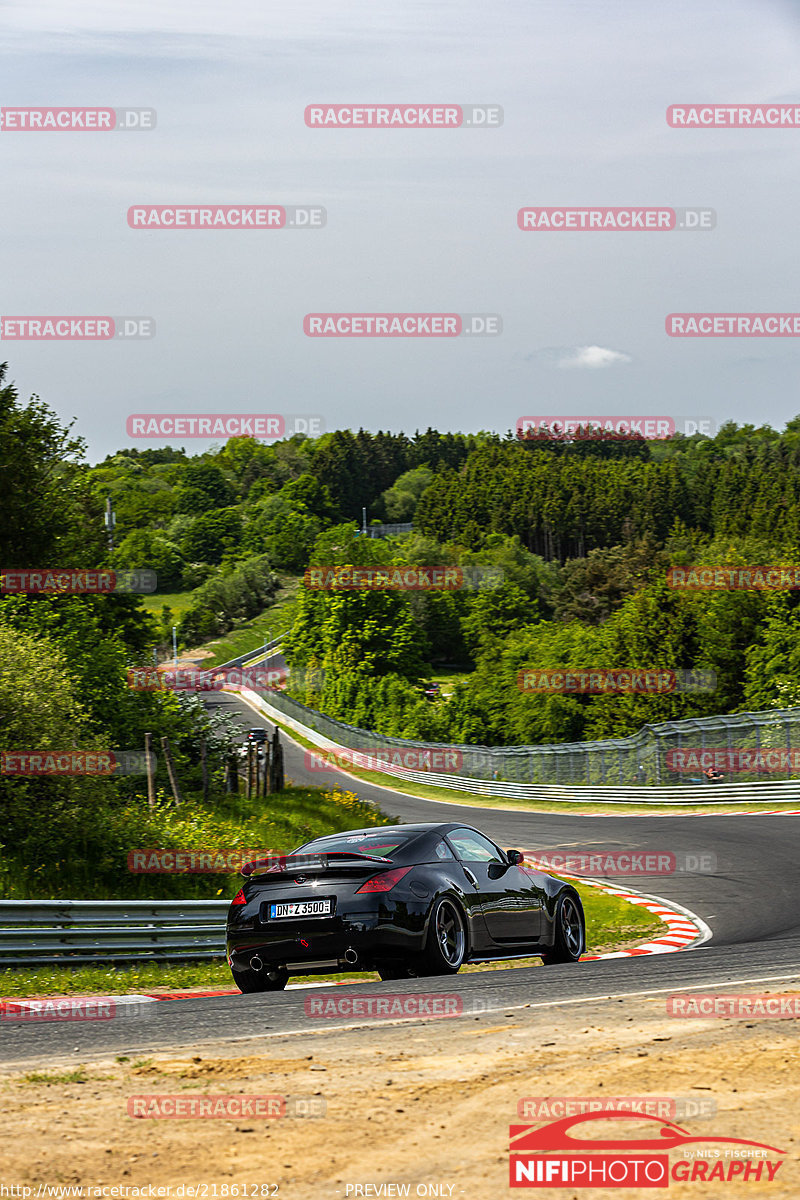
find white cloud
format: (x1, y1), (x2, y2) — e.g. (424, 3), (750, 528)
(526, 345), (634, 369)
(557, 345), (633, 370)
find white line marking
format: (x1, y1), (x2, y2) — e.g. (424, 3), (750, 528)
(202, 972), (800, 1042)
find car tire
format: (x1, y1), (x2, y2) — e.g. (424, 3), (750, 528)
(541, 892), (585, 964)
(233, 965), (289, 993)
(416, 896), (467, 976)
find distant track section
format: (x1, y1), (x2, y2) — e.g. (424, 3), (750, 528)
(235, 685), (800, 806)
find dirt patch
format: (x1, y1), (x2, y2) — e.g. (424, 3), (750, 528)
(0, 992), (797, 1198)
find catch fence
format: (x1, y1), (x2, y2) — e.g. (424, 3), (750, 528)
(255, 688), (800, 789)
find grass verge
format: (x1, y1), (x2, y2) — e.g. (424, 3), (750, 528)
(0, 886), (665, 997)
(198, 574), (300, 668)
(139, 591), (196, 621)
(1, 785), (393, 901)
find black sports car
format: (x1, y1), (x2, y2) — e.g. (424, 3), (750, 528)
(226, 822), (585, 992)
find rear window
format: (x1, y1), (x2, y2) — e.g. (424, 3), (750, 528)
(298, 831), (411, 857)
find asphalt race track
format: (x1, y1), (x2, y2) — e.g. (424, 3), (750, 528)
(4, 687), (800, 1064)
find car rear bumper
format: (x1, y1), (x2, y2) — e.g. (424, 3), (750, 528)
(227, 907), (428, 975)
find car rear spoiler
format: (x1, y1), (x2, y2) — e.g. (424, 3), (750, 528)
(240, 851), (394, 878)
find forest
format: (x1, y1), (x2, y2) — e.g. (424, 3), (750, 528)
(3, 359), (800, 789)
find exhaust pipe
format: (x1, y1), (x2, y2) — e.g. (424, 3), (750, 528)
(250, 955), (264, 972)
(343, 947), (359, 964)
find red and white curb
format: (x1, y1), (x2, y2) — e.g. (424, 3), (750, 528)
(1, 877), (711, 1016)
(564, 808), (800, 818)
(522, 857), (710, 959)
(0, 981), (347, 1015)
(144, 980), (349, 1000)
(0, 994), (161, 1018)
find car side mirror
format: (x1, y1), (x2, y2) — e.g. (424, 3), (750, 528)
(506, 849), (524, 865)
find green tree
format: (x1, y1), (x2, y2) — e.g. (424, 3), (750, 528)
(182, 508), (243, 565)
(743, 593), (800, 709)
(111, 529), (185, 591)
(380, 465), (434, 522)
(0, 363), (101, 565)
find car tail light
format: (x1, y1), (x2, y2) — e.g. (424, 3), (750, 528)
(231, 888), (247, 905)
(356, 866), (412, 894)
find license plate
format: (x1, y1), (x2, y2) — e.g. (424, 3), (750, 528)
(269, 899), (333, 919)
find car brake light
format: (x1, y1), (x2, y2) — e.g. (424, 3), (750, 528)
(355, 866), (412, 894)
(231, 889), (247, 905)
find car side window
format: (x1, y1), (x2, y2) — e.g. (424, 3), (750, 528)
(434, 840), (455, 860)
(447, 829), (502, 863)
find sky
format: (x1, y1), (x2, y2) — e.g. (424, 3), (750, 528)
(2, 0), (800, 462)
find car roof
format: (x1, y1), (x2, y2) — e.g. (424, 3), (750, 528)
(308, 822), (481, 837)
(294, 822), (502, 859)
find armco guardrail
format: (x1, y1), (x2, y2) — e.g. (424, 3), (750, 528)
(366, 522), (413, 538)
(211, 636), (283, 676)
(0, 900), (228, 967)
(233, 678), (800, 790)
(237, 685), (800, 806)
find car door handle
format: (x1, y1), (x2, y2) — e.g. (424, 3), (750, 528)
(463, 867), (479, 888)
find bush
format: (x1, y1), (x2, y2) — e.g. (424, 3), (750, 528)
(177, 555), (277, 646)
(0, 786), (391, 899)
